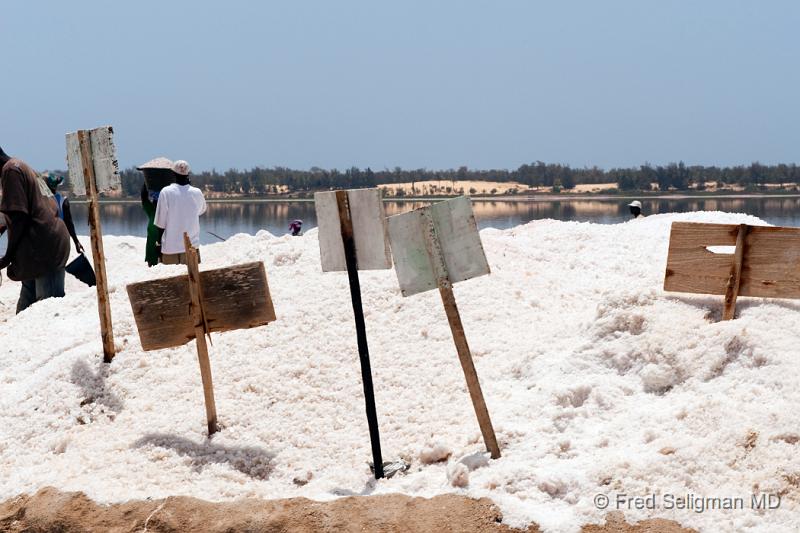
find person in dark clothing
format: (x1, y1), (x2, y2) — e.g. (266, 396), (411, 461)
(289, 219), (303, 236)
(137, 157), (174, 266)
(44, 173), (84, 254)
(0, 146), (71, 313)
(140, 183), (161, 266)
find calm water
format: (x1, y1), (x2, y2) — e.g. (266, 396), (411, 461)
(2, 197), (799, 252)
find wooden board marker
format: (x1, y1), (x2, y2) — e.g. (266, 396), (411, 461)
(66, 126), (120, 363)
(184, 234), (218, 435)
(664, 221), (800, 320)
(387, 197), (500, 459)
(314, 188), (390, 479)
(127, 245), (276, 436)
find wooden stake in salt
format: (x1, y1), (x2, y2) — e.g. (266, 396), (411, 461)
(67, 126), (119, 363)
(387, 196), (501, 459)
(183, 233), (218, 435)
(314, 188), (392, 479)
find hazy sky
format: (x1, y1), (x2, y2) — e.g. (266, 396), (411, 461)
(2, 1), (798, 172)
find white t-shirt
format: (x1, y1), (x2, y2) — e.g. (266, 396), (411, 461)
(154, 183), (207, 254)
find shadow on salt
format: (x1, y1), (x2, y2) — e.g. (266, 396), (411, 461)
(132, 433), (276, 480)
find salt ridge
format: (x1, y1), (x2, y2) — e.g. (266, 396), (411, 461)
(0, 211), (798, 533)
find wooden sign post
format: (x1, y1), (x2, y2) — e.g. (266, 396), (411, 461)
(66, 126), (120, 363)
(664, 221), (800, 320)
(184, 234), (218, 434)
(315, 188), (392, 479)
(387, 196), (501, 459)
(126, 251), (276, 436)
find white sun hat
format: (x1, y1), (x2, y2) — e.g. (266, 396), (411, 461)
(628, 200), (642, 208)
(172, 160), (191, 176)
(137, 157), (173, 170)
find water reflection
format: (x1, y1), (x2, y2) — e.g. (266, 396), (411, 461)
(1, 197), (798, 252)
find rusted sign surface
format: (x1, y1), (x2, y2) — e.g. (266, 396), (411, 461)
(127, 262), (276, 351)
(66, 125), (121, 195)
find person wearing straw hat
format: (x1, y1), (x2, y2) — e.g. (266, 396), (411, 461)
(154, 160), (207, 265)
(137, 157), (173, 267)
(628, 200), (645, 219)
(0, 146), (70, 313)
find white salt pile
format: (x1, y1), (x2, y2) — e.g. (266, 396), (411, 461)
(0, 212), (798, 533)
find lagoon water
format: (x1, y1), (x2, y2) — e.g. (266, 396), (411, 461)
(1, 197), (800, 253)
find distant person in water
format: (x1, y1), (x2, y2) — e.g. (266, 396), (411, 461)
(154, 160), (207, 265)
(44, 173), (84, 254)
(628, 200), (645, 219)
(289, 219), (303, 236)
(0, 146), (70, 313)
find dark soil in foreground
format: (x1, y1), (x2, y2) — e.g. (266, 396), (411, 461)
(0, 487), (695, 532)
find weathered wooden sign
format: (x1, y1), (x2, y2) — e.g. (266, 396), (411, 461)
(387, 197), (500, 459)
(314, 188), (390, 478)
(664, 222), (800, 320)
(66, 126), (121, 196)
(127, 262), (276, 350)
(127, 236), (276, 435)
(65, 126), (119, 362)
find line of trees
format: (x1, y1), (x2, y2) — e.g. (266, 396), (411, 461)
(84, 161), (798, 197)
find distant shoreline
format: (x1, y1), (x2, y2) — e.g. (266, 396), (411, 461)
(73, 191), (800, 204)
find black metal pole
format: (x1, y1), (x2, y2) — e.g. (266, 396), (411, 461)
(335, 191), (384, 479)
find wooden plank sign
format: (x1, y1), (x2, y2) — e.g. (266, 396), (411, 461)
(664, 222), (800, 320)
(127, 252), (275, 436)
(386, 197), (500, 459)
(127, 262), (275, 351)
(66, 126), (121, 196)
(315, 188), (391, 271)
(314, 188), (390, 478)
(65, 126), (119, 362)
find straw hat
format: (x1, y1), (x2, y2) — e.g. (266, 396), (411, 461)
(137, 157), (173, 170)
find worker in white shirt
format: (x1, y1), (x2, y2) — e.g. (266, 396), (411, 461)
(154, 160), (207, 264)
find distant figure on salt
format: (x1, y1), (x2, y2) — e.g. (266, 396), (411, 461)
(289, 219), (303, 236)
(154, 160), (207, 265)
(0, 145), (70, 313)
(628, 200), (645, 219)
(43, 173), (84, 255)
(138, 157), (174, 267)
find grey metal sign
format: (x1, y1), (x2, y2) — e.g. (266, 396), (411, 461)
(387, 196), (490, 297)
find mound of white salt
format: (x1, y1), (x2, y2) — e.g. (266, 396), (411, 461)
(0, 212), (798, 533)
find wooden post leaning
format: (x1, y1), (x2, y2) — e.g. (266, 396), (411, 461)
(183, 233), (218, 435)
(334, 191), (385, 478)
(421, 212), (501, 459)
(77, 130), (116, 363)
(722, 224), (750, 321)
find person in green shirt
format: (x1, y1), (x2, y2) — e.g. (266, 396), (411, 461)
(141, 183), (161, 266)
(137, 157), (174, 266)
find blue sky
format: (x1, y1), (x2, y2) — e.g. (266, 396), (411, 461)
(1, 1), (798, 172)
